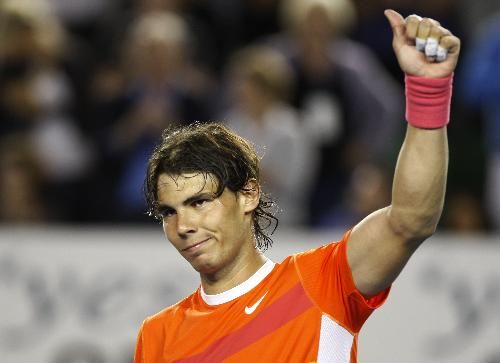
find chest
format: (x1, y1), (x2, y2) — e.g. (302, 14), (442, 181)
(162, 282), (322, 362)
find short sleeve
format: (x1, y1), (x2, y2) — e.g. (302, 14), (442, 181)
(294, 230), (390, 334)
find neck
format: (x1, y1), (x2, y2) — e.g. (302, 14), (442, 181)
(200, 247), (267, 295)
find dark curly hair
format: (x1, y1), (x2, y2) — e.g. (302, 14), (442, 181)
(144, 122), (278, 251)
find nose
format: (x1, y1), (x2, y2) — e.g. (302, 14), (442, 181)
(175, 210), (197, 238)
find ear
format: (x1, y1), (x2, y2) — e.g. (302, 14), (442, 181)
(239, 179), (261, 214)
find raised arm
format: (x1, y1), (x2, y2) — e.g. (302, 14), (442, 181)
(346, 10), (461, 296)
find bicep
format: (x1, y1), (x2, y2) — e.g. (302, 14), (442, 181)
(347, 207), (424, 297)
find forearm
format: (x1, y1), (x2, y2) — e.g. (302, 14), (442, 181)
(388, 124), (448, 239)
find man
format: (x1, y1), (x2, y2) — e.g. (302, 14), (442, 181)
(134, 9), (460, 362)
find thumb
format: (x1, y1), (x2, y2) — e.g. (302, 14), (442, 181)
(384, 9), (406, 41)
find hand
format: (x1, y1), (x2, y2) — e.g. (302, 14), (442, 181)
(384, 9), (460, 78)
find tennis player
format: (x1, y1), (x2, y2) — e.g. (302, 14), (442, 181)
(134, 9), (460, 362)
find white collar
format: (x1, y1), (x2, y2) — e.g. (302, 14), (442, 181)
(200, 258), (275, 306)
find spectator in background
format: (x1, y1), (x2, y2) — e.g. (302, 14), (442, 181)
(90, 11), (213, 221)
(266, 0), (402, 226)
(183, 0), (282, 74)
(318, 163), (391, 229)
(0, 0), (93, 221)
(442, 191), (488, 232)
(0, 135), (48, 223)
(89, 0), (188, 63)
(459, 12), (500, 231)
(222, 46), (318, 225)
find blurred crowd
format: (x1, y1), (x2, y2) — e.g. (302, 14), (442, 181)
(0, 0), (498, 233)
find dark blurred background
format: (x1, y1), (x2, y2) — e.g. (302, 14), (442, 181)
(1, 0), (499, 233)
(1, 2), (500, 362)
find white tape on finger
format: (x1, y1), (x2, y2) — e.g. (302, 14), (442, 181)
(416, 37), (426, 51)
(436, 46), (448, 62)
(425, 38), (439, 57)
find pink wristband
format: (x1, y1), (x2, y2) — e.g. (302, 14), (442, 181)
(405, 73), (453, 129)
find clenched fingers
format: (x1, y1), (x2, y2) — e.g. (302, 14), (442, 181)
(404, 15), (457, 62)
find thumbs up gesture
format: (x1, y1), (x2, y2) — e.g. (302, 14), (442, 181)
(384, 9), (461, 78)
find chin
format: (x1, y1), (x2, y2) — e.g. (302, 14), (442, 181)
(189, 255), (221, 275)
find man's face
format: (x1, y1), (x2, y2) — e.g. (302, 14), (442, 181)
(156, 173), (257, 274)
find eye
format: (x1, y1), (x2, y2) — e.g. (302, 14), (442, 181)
(158, 207), (176, 219)
(192, 198), (210, 208)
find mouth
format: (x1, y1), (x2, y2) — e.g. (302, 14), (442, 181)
(182, 237), (211, 252)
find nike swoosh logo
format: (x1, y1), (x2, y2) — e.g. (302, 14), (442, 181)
(245, 292), (268, 315)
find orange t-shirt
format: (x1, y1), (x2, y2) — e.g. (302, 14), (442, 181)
(134, 231), (389, 362)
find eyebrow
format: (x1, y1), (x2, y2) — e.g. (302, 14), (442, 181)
(157, 192), (215, 212)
